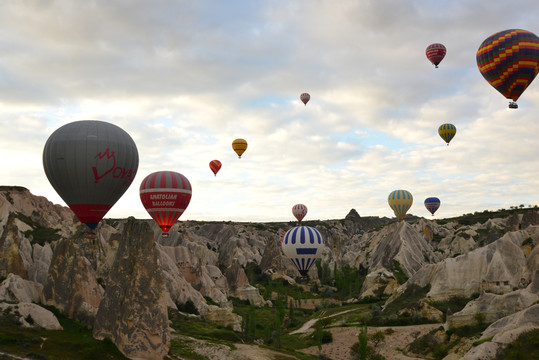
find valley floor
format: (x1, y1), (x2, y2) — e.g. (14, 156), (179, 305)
(300, 324), (442, 360)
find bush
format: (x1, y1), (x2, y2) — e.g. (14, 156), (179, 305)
(496, 329), (539, 360)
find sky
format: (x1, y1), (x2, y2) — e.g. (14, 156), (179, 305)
(1, 0), (539, 223)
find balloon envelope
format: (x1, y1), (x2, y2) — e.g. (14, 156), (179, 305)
(292, 204), (308, 222)
(477, 29), (539, 103)
(43, 120), (139, 229)
(388, 190), (413, 220)
(139, 171), (192, 232)
(209, 160), (222, 176)
(426, 43), (446, 67)
(232, 138), (248, 158)
(438, 123), (456, 145)
(424, 197), (441, 216)
(300, 93), (310, 106)
(282, 226), (324, 277)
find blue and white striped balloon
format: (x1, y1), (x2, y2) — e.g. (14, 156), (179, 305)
(282, 226), (324, 277)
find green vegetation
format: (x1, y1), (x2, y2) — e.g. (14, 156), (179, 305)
(0, 306), (127, 359)
(522, 237), (534, 246)
(315, 260), (367, 300)
(495, 329), (539, 360)
(428, 294), (480, 318)
(391, 260), (408, 285)
(12, 212), (62, 245)
(169, 309), (242, 344)
(472, 336), (493, 346)
(407, 328), (448, 360)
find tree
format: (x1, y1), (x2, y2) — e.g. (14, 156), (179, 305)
(370, 331), (385, 348)
(358, 325), (368, 360)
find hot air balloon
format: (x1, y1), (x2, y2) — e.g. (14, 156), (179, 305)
(477, 29), (539, 109)
(388, 190), (413, 220)
(292, 204), (308, 223)
(300, 93), (310, 106)
(232, 138), (248, 158)
(424, 197), (441, 216)
(139, 171), (192, 233)
(209, 160), (222, 176)
(282, 226), (324, 277)
(438, 123), (456, 146)
(43, 120), (139, 230)
(426, 43), (446, 68)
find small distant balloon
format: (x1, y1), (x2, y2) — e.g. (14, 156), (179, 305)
(477, 29), (539, 109)
(282, 225), (324, 277)
(426, 43), (446, 68)
(388, 190), (413, 220)
(438, 123), (456, 146)
(43, 120), (139, 230)
(300, 93), (310, 106)
(424, 197), (441, 216)
(232, 138), (248, 158)
(292, 204), (308, 223)
(139, 171), (192, 233)
(209, 160), (222, 176)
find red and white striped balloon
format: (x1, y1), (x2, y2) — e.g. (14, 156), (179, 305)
(292, 204), (308, 222)
(139, 171), (192, 232)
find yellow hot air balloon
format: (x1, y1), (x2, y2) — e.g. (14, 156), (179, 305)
(438, 123), (456, 146)
(232, 138), (248, 158)
(388, 190), (413, 220)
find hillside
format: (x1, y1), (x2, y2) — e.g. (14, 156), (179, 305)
(0, 186), (538, 360)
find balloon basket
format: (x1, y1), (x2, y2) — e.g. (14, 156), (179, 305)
(161, 233), (170, 238)
(83, 231), (96, 239)
(508, 101), (518, 109)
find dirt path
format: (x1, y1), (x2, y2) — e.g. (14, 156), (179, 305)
(289, 308), (359, 335)
(300, 324), (443, 360)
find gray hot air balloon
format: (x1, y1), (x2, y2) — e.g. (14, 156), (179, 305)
(43, 120), (139, 229)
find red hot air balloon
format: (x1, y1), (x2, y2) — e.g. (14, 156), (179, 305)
(477, 29), (539, 109)
(300, 93), (310, 106)
(292, 204), (308, 223)
(43, 120), (139, 230)
(426, 43), (446, 68)
(139, 171), (192, 233)
(209, 160), (222, 176)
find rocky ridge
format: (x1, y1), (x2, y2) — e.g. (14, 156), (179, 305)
(1, 186), (538, 359)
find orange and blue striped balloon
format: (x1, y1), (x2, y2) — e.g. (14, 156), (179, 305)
(477, 29), (539, 105)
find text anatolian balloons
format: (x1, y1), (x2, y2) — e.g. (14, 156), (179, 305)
(139, 171), (192, 232)
(282, 226), (324, 277)
(43, 120), (139, 229)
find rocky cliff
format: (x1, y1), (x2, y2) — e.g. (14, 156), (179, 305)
(1, 186), (538, 359)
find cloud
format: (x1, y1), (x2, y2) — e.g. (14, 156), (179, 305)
(1, 0), (538, 223)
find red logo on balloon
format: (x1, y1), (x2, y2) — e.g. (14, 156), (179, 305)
(92, 148), (136, 185)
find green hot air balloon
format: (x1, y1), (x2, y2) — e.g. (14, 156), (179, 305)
(43, 120), (139, 229)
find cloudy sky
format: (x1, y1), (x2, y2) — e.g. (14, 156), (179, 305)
(1, 0), (539, 223)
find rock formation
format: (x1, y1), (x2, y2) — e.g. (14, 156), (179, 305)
(43, 237), (104, 327)
(93, 219), (170, 360)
